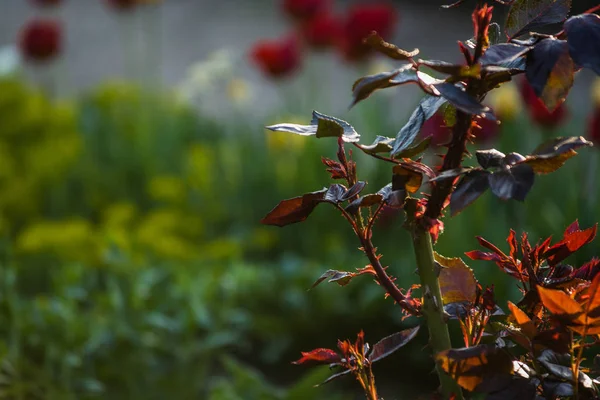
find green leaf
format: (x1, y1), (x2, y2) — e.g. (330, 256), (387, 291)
(391, 95), (446, 156)
(505, 0), (572, 39)
(358, 135), (395, 154)
(266, 111), (360, 143)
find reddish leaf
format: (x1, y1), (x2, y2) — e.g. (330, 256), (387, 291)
(435, 252), (478, 304)
(546, 223), (597, 265)
(524, 136), (592, 174)
(261, 189), (327, 227)
(572, 258), (600, 280)
(321, 157), (347, 180)
(293, 348), (341, 365)
(368, 326), (420, 363)
(393, 164), (423, 194)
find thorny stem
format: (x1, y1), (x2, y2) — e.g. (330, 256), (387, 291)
(409, 104), (475, 400)
(410, 221), (465, 399)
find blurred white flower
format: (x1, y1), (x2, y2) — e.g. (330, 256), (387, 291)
(0, 45), (21, 76)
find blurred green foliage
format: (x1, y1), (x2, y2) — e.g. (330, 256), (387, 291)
(0, 76), (596, 398)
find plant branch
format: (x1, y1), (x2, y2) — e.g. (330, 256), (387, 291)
(410, 219), (464, 399)
(360, 234), (419, 316)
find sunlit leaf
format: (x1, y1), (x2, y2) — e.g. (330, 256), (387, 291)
(350, 65), (417, 108)
(564, 13), (600, 75)
(436, 344), (514, 392)
(525, 38), (575, 111)
(505, 0), (572, 39)
(434, 252), (477, 304)
(364, 32), (419, 61)
(345, 194), (384, 214)
(393, 165), (422, 193)
(393, 137), (431, 159)
(368, 326), (420, 363)
(358, 136), (394, 154)
(524, 136), (593, 174)
(310, 269), (356, 289)
(392, 95), (447, 156)
(545, 222), (597, 265)
(507, 301), (537, 338)
(293, 348), (341, 365)
(419, 59), (481, 78)
(266, 111), (360, 143)
(261, 189), (327, 227)
(537, 286), (585, 325)
(488, 164), (535, 201)
(450, 170), (490, 216)
(433, 83), (495, 119)
(480, 43), (531, 66)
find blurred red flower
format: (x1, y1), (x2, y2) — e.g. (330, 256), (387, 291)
(250, 36), (302, 79)
(104, 0), (136, 10)
(282, 0), (329, 21)
(588, 107), (600, 145)
(420, 110), (498, 146)
(338, 3), (398, 62)
(30, 0), (63, 6)
(519, 78), (567, 128)
(300, 12), (342, 50)
(19, 19), (62, 62)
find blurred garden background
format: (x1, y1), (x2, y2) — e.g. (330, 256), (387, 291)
(0, 0), (599, 399)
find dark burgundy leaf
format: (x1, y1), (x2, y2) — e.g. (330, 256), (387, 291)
(537, 349), (572, 380)
(266, 111), (360, 142)
(480, 44), (531, 66)
(451, 170), (491, 216)
(364, 32), (420, 61)
(476, 149), (507, 169)
(505, 0), (572, 39)
(542, 380), (574, 398)
(572, 258), (600, 280)
(350, 65), (418, 108)
(485, 378), (538, 400)
(345, 193), (384, 215)
(488, 164), (535, 201)
(564, 14), (600, 75)
(391, 95), (447, 156)
(377, 184), (406, 208)
(342, 181), (367, 201)
(321, 157), (347, 180)
(324, 184), (347, 203)
(525, 38), (575, 111)
(430, 167), (473, 183)
(433, 82), (495, 119)
(261, 189), (327, 227)
(317, 369), (352, 386)
(368, 326), (420, 363)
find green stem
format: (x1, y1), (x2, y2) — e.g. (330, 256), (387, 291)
(411, 224), (464, 399)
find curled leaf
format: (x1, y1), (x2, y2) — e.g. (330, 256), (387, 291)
(266, 111), (360, 143)
(293, 348), (341, 365)
(261, 189), (327, 227)
(364, 32), (419, 61)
